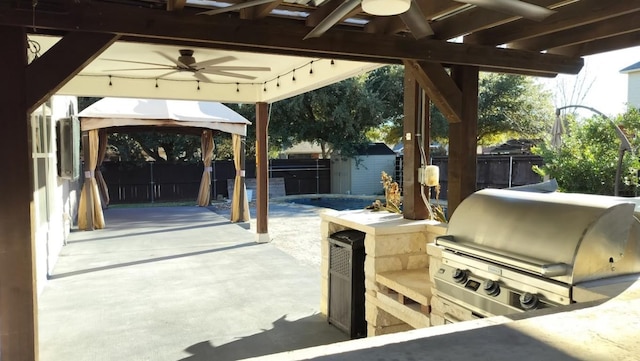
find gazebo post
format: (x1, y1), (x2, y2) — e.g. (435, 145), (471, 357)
(255, 102), (270, 243)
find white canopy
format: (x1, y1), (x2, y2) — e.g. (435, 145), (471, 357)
(78, 97), (251, 136)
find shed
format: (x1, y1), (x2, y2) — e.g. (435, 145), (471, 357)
(331, 143), (397, 195)
(621, 61), (640, 109)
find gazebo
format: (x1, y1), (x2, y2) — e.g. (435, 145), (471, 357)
(77, 97), (252, 230)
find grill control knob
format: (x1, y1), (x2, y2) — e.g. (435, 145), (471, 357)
(452, 268), (468, 284)
(483, 280), (500, 296)
(519, 292), (539, 310)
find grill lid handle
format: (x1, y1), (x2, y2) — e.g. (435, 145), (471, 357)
(436, 236), (571, 278)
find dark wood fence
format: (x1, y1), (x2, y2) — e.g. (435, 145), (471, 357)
(395, 155), (544, 200)
(103, 155), (543, 204)
(102, 158), (331, 204)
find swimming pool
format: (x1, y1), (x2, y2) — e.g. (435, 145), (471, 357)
(285, 196), (379, 211)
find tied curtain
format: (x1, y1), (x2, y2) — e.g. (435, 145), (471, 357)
(78, 129), (105, 230)
(96, 129), (110, 207)
(230, 133), (250, 222)
(197, 130), (215, 206)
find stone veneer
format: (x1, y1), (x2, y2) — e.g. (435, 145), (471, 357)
(320, 209), (447, 337)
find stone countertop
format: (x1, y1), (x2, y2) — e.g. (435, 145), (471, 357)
(320, 209), (446, 236)
(244, 278), (640, 361)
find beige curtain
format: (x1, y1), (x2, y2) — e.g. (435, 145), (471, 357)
(95, 129), (110, 207)
(197, 130), (215, 206)
(230, 133), (250, 222)
(78, 129), (105, 230)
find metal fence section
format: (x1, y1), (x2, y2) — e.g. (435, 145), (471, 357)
(102, 159), (331, 204)
(395, 155), (545, 199)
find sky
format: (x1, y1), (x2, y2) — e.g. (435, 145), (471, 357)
(538, 45), (640, 117)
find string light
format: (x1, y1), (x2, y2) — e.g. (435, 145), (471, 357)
(85, 58), (332, 91)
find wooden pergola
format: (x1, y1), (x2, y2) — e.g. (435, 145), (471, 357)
(2, 0), (640, 359)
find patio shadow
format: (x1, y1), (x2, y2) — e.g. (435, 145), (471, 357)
(179, 314), (348, 361)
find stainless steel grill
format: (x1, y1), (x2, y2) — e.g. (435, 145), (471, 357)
(432, 188), (640, 320)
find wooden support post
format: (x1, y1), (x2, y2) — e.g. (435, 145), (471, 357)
(402, 70), (429, 220)
(81, 131), (95, 230)
(447, 65), (479, 215)
(255, 102), (269, 242)
(0, 26), (38, 361)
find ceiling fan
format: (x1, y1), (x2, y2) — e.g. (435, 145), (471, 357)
(102, 49), (272, 82)
(198, 0), (555, 40)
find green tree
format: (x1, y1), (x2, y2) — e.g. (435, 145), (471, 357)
(533, 108), (640, 195)
(367, 67), (554, 145)
(269, 76), (383, 158)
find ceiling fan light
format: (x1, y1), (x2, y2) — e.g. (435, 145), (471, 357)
(362, 0), (410, 16)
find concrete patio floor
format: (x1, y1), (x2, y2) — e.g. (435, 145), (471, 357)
(38, 206), (348, 361)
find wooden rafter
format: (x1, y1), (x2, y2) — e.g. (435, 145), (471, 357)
(548, 31), (640, 57)
(166, 0), (187, 11)
(465, 0), (640, 46)
(431, 0), (563, 40)
(26, 31), (119, 113)
(240, 0), (283, 19)
(403, 60), (462, 123)
(0, 2), (583, 75)
(509, 13), (640, 51)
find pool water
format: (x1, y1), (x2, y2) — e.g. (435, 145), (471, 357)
(288, 197), (378, 211)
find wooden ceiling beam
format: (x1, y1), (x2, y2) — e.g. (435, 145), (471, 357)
(167, 0), (187, 11)
(431, 0), (563, 40)
(0, 1), (583, 74)
(26, 31), (119, 113)
(240, 0), (283, 19)
(404, 60), (462, 123)
(306, 0), (361, 27)
(509, 12), (640, 51)
(465, 0), (640, 46)
(548, 31), (640, 58)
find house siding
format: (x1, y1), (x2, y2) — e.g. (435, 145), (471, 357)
(628, 72), (640, 109)
(350, 155), (396, 195)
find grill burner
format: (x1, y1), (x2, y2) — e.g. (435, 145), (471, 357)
(432, 189), (640, 320)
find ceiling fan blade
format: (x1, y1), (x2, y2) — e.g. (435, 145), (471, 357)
(154, 51), (188, 68)
(304, 0), (361, 40)
(192, 56), (237, 68)
(103, 67), (174, 72)
(198, 0), (275, 16)
(193, 72), (214, 83)
(156, 71), (181, 78)
(458, 0), (555, 21)
(400, 0), (434, 39)
(101, 58), (173, 68)
(201, 66), (272, 72)
(202, 70), (258, 80)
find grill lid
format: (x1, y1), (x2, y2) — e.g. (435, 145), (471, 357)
(439, 189), (638, 284)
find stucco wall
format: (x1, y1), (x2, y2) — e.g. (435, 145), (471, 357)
(33, 95), (80, 294)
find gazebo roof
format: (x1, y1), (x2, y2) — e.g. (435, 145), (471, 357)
(78, 97), (251, 136)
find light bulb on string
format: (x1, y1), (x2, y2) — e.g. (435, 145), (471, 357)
(155, 79), (159, 88)
(309, 61), (314, 74)
(236, 82), (240, 93)
(277, 76), (280, 87)
(292, 69), (296, 82)
(197, 80), (200, 91)
(108, 75), (112, 86)
(263, 82), (267, 92)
